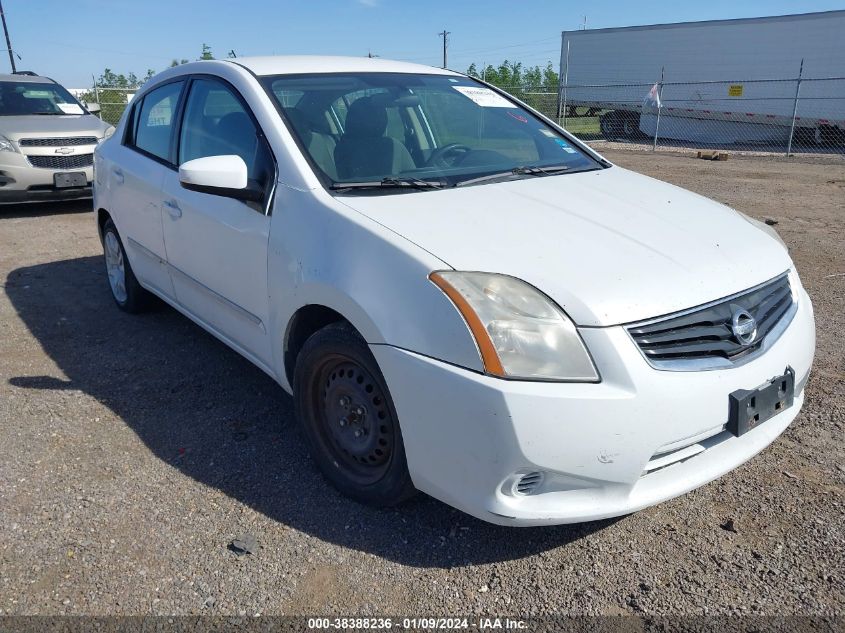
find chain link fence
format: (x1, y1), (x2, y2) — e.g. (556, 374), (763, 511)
(499, 75), (845, 157)
(83, 87), (136, 126)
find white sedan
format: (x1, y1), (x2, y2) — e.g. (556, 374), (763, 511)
(93, 56), (815, 526)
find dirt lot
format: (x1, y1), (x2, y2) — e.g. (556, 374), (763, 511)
(1, 150), (843, 618)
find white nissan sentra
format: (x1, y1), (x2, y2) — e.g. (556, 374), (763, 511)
(93, 56), (815, 526)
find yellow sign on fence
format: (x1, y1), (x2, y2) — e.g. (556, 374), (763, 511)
(728, 84), (744, 97)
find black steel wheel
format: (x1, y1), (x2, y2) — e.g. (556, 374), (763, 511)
(293, 322), (416, 506)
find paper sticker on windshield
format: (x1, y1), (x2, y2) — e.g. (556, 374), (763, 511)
(555, 138), (577, 153)
(539, 129), (556, 137)
(452, 86), (513, 108)
(57, 103), (84, 115)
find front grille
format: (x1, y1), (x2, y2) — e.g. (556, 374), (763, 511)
(642, 429), (731, 476)
(19, 137), (97, 147)
(627, 273), (794, 370)
(27, 154), (94, 170)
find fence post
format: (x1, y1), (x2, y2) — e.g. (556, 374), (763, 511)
(786, 58), (804, 157)
(91, 75), (101, 120)
(652, 66), (664, 151)
(559, 40), (570, 126)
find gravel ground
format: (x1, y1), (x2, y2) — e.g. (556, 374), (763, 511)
(0, 150), (843, 618)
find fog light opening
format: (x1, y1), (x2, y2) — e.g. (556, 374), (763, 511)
(512, 471), (544, 496)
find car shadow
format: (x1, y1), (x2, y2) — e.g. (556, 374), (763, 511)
(0, 198), (92, 219)
(5, 255), (616, 567)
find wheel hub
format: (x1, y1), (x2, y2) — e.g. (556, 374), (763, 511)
(104, 231), (127, 303)
(320, 360), (391, 469)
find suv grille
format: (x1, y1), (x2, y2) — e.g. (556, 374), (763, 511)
(627, 273), (794, 370)
(28, 154), (94, 170)
(19, 137), (98, 147)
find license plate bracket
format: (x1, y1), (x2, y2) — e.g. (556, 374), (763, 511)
(54, 171), (87, 188)
(728, 366), (795, 437)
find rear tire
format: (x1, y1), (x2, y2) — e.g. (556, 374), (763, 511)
(102, 218), (151, 313)
(600, 110), (640, 140)
(293, 322), (416, 506)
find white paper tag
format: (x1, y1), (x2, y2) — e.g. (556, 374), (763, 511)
(452, 86), (513, 108)
(57, 103), (84, 115)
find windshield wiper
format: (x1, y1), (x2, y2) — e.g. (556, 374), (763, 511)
(455, 164), (570, 188)
(331, 176), (446, 192)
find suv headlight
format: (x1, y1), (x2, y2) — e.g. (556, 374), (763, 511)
(0, 135), (18, 152)
(430, 271), (599, 382)
(100, 126), (116, 142)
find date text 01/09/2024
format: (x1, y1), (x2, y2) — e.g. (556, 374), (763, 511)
(306, 617), (529, 629)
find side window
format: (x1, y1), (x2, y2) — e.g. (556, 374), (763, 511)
(178, 78), (274, 195)
(132, 81), (184, 162)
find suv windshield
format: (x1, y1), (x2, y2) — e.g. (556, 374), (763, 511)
(262, 73), (602, 191)
(0, 81), (86, 116)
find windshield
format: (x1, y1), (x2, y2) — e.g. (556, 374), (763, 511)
(262, 72), (602, 192)
(0, 81), (86, 116)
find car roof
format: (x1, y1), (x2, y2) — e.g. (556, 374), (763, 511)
(0, 73), (52, 83)
(224, 55), (461, 78)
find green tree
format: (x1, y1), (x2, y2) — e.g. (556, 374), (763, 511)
(199, 43), (214, 60)
(81, 68), (157, 125)
(542, 61), (559, 88)
(465, 59), (559, 90)
(170, 58), (189, 67)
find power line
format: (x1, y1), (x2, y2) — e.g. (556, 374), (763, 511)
(379, 35), (560, 61)
(448, 35), (559, 56)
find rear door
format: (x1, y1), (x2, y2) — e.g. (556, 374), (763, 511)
(109, 80), (185, 299)
(160, 77), (276, 364)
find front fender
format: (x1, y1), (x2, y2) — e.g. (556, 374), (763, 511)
(267, 186), (483, 391)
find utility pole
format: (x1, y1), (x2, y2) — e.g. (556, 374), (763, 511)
(0, 0), (16, 73)
(439, 30), (450, 69)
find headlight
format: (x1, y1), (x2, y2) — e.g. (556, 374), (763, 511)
(788, 268), (801, 305)
(0, 135), (17, 152)
(430, 271), (599, 382)
(100, 126), (116, 142)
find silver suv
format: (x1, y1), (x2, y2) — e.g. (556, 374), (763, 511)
(0, 72), (114, 203)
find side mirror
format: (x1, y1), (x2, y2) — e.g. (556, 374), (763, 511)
(86, 102), (101, 114)
(178, 155), (263, 202)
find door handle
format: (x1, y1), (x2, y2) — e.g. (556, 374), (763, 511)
(163, 199), (182, 218)
(112, 167), (124, 184)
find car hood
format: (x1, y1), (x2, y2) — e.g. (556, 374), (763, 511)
(0, 114), (110, 140)
(340, 166), (793, 326)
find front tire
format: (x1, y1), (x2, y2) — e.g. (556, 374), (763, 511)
(102, 218), (151, 313)
(293, 322), (416, 506)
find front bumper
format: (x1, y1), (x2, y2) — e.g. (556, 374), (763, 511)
(373, 287), (815, 526)
(0, 153), (93, 203)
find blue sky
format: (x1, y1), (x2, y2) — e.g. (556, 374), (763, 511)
(5, 0), (844, 87)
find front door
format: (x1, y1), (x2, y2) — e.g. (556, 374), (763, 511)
(161, 77), (276, 365)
